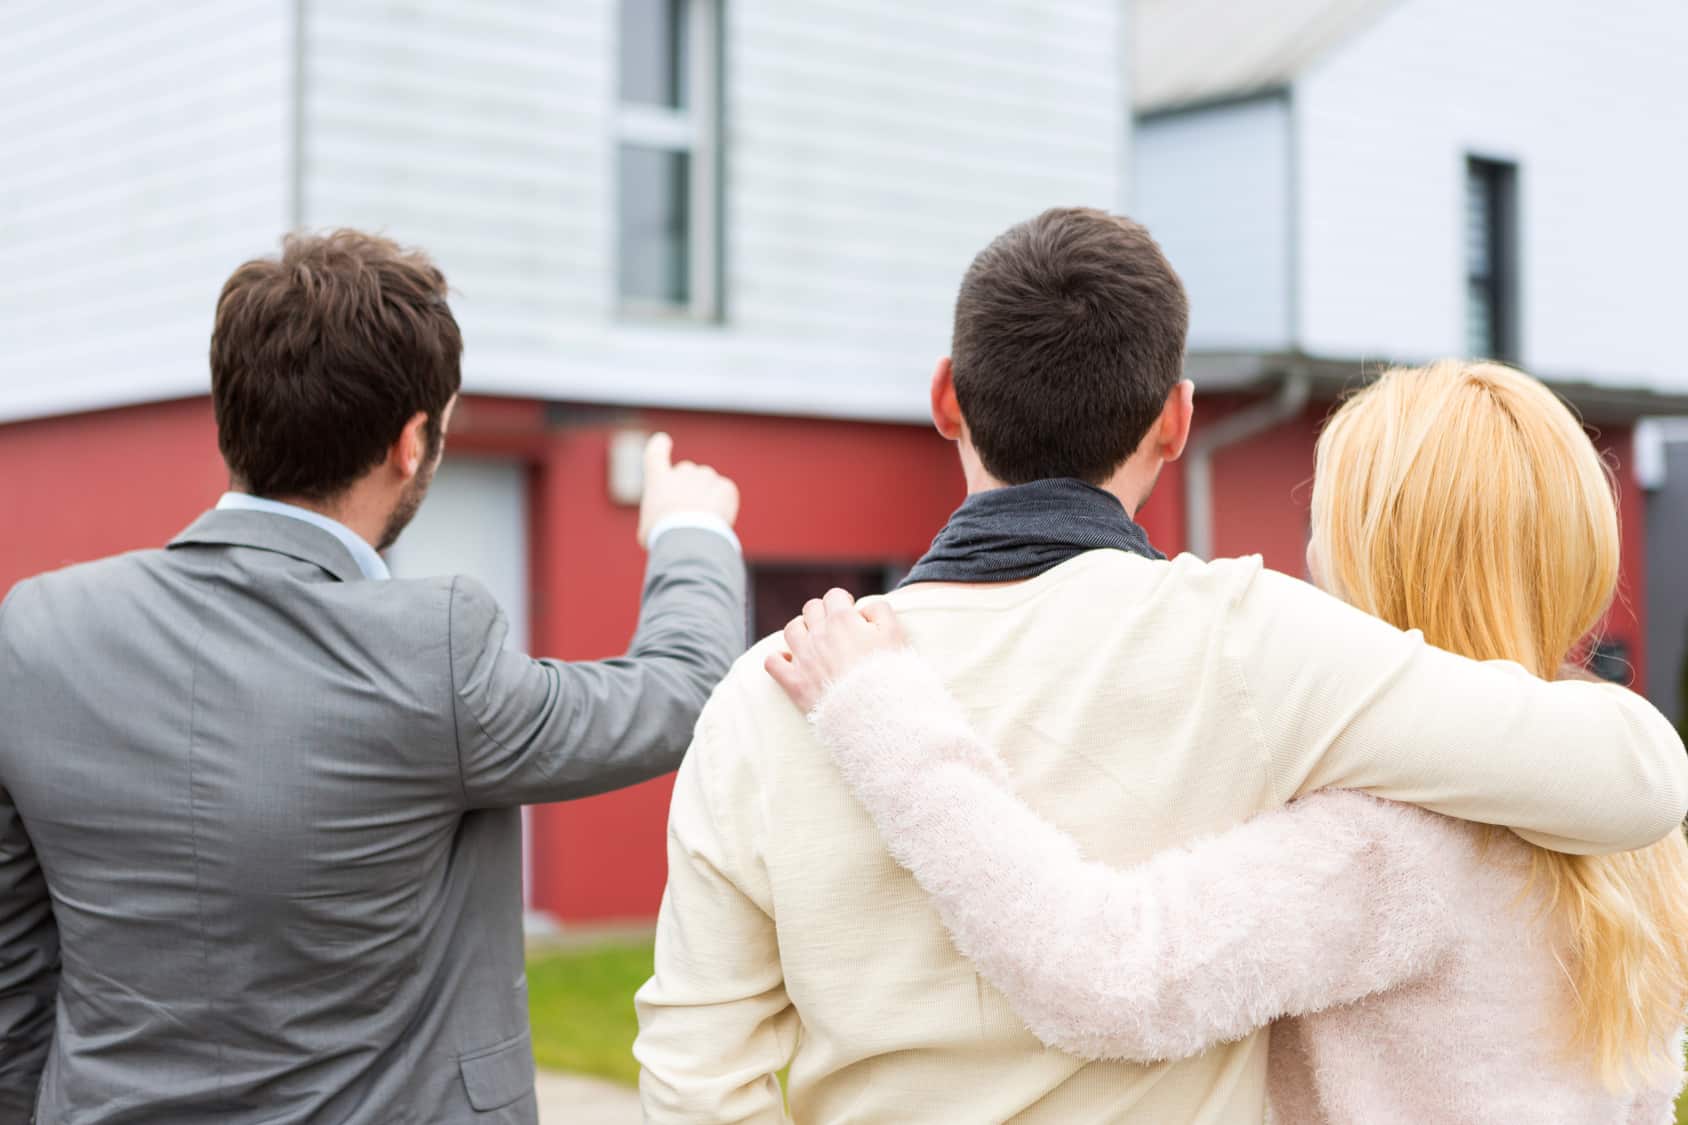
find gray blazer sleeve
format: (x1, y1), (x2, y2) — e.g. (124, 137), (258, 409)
(0, 591), (57, 1117)
(449, 528), (747, 808)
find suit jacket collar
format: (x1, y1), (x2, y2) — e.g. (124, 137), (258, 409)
(168, 508), (368, 583)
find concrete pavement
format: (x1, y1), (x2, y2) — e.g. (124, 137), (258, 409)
(535, 1070), (641, 1124)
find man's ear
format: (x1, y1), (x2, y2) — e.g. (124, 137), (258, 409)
(930, 357), (963, 441)
(391, 411), (431, 481)
(1153, 380), (1196, 463)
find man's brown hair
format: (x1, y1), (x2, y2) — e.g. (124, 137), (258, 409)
(950, 207), (1189, 485)
(210, 230), (463, 500)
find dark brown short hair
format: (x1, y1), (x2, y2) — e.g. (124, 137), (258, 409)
(210, 230), (463, 500)
(950, 207), (1189, 485)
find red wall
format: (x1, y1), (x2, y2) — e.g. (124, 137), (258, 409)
(1603, 428), (1650, 691)
(0, 398), (226, 594)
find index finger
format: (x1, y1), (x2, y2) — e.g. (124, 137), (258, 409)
(644, 432), (674, 478)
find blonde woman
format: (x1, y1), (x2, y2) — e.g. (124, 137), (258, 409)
(770, 361), (1688, 1123)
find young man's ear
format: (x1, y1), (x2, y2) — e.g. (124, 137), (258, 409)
(1153, 380), (1196, 463)
(930, 357), (963, 441)
(392, 411), (431, 481)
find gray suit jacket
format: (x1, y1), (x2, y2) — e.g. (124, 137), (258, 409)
(0, 508), (746, 1123)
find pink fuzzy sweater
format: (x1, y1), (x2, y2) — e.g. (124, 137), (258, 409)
(812, 650), (1687, 1125)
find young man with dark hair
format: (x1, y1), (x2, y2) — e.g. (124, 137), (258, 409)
(0, 231), (747, 1123)
(949, 206), (1189, 489)
(633, 207), (1688, 1123)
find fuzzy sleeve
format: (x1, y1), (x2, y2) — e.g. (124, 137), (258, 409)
(811, 649), (1462, 1063)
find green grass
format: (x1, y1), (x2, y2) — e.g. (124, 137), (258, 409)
(526, 939), (654, 1087)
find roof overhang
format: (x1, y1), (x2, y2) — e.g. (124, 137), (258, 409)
(1185, 350), (1688, 425)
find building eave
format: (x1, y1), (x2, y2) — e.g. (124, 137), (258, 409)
(1185, 350), (1688, 424)
(1136, 86), (1289, 122)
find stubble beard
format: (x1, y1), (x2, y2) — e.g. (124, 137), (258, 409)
(377, 455), (438, 553)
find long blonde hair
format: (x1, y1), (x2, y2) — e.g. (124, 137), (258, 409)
(1310, 359), (1688, 1086)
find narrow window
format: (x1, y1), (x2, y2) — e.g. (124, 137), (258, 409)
(1466, 157), (1518, 360)
(617, 0), (722, 318)
(749, 563), (907, 640)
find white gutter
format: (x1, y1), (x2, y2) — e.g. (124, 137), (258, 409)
(1183, 372), (1312, 560)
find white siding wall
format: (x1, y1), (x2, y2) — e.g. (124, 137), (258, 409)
(1135, 96), (1293, 352)
(1293, 0), (1688, 392)
(0, 0), (294, 423)
(302, 0), (1129, 423)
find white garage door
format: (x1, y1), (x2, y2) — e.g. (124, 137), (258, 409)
(387, 457), (531, 651)
(385, 457), (539, 915)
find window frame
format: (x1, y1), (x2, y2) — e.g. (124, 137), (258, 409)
(614, 0), (723, 322)
(1464, 155), (1519, 362)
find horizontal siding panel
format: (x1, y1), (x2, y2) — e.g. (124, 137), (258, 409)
(306, 0), (602, 50)
(726, 88), (1118, 164)
(731, 50), (1117, 137)
(741, 11), (1120, 112)
(2, 1), (277, 112)
(4, 111), (288, 233)
(780, 0), (1118, 46)
(729, 122), (1115, 197)
(307, 40), (609, 119)
(0, 186), (286, 294)
(303, 115), (601, 197)
(0, 0), (291, 422)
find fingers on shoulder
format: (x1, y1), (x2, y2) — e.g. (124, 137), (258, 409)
(857, 597), (908, 642)
(783, 613), (812, 656)
(822, 587), (856, 616)
(763, 645), (797, 687)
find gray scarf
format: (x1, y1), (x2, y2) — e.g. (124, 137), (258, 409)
(899, 478), (1164, 587)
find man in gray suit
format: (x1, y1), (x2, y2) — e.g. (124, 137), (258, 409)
(0, 231), (747, 1123)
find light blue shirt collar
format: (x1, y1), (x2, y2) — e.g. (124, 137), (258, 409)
(215, 492), (391, 581)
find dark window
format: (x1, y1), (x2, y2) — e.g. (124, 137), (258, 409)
(619, 0), (688, 109)
(749, 563), (907, 640)
(616, 0), (721, 317)
(617, 146), (691, 305)
(1466, 157), (1518, 360)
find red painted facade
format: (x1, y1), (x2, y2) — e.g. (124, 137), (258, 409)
(0, 399), (228, 587)
(0, 392), (1652, 922)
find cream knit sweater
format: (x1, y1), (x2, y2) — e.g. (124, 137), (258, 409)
(635, 551), (1688, 1124)
(812, 648), (1687, 1124)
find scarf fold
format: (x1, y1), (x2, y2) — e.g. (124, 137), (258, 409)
(899, 477), (1165, 587)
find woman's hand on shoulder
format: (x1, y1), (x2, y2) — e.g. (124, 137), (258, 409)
(765, 587), (908, 713)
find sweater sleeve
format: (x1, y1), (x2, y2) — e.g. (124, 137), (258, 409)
(1228, 567), (1688, 855)
(811, 649), (1461, 1063)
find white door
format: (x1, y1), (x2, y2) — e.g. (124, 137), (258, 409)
(387, 457), (531, 650)
(385, 457), (540, 916)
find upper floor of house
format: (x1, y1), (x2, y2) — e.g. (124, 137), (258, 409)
(0, 0), (1131, 425)
(10, 0), (1681, 428)
(1132, 0), (1688, 405)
